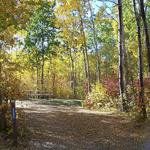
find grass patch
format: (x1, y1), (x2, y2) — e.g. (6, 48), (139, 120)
(37, 99), (82, 107)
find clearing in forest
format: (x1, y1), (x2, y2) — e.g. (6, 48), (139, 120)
(14, 99), (150, 150)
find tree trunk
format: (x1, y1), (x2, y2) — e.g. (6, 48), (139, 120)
(133, 0), (147, 118)
(51, 59), (56, 98)
(122, 24), (130, 111)
(87, 0), (101, 83)
(41, 51), (44, 91)
(36, 66), (39, 91)
(0, 52), (2, 131)
(69, 47), (76, 98)
(139, 0), (150, 74)
(0, 46), (3, 131)
(118, 0), (127, 111)
(52, 72), (56, 98)
(0, 46), (6, 131)
(77, 3), (91, 94)
(41, 36), (45, 91)
(0, 107), (7, 131)
(122, 25), (129, 87)
(36, 49), (40, 91)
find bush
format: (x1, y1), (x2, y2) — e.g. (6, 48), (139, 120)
(83, 83), (115, 110)
(102, 77), (119, 98)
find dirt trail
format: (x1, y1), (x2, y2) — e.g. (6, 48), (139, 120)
(16, 100), (150, 150)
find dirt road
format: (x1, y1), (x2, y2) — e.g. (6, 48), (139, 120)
(16, 99), (150, 150)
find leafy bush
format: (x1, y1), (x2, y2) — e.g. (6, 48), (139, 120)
(83, 83), (115, 110)
(102, 77), (119, 98)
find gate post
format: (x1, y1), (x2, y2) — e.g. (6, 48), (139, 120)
(11, 100), (17, 146)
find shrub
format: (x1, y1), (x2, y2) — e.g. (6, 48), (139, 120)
(83, 83), (115, 110)
(102, 77), (119, 98)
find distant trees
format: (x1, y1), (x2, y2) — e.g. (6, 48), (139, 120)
(25, 1), (57, 91)
(0, 0), (150, 124)
(117, 0), (148, 116)
(77, 0), (91, 94)
(23, 0), (149, 117)
(87, 0), (101, 83)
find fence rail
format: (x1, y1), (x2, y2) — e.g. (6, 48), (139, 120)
(26, 91), (53, 99)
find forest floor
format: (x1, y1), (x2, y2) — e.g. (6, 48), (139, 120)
(2, 99), (150, 150)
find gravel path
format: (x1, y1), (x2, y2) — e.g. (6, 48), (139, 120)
(16, 100), (150, 150)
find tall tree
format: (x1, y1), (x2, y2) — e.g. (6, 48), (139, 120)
(0, 0), (34, 130)
(87, 0), (101, 83)
(25, 1), (57, 91)
(77, 1), (91, 94)
(68, 45), (77, 98)
(117, 0), (127, 111)
(132, 0), (147, 118)
(55, 0), (84, 96)
(0, 44), (4, 131)
(139, 0), (150, 74)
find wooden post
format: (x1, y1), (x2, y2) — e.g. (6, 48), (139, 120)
(11, 100), (17, 146)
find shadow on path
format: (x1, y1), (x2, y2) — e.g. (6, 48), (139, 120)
(16, 99), (150, 150)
